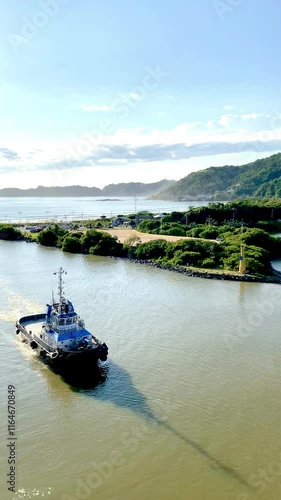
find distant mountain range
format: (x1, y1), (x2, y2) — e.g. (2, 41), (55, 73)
(3, 153), (281, 201)
(0, 180), (174, 198)
(153, 153), (281, 201)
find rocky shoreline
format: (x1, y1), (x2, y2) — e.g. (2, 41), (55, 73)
(130, 259), (281, 284)
(23, 237), (281, 285)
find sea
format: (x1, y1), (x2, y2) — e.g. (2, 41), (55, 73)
(0, 197), (209, 223)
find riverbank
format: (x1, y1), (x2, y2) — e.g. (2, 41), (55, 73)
(3, 222), (281, 284)
(129, 259), (281, 284)
(21, 236), (281, 284)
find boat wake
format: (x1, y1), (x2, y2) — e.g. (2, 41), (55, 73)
(0, 279), (42, 323)
(13, 486), (54, 499)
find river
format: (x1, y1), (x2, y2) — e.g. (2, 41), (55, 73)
(0, 240), (281, 500)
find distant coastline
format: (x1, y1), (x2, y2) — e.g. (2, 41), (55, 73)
(0, 180), (174, 198)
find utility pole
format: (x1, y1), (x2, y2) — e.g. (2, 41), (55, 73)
(134, 197), (138, 226)
(241, 219), (244, 234)
(206, 215), (211, 226)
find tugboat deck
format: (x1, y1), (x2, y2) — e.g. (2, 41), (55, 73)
(21, 318), (45, 336)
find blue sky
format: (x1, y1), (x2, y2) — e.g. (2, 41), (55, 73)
(1, 0), (281, 188)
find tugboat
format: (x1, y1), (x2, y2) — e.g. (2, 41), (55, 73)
(16, 267), (108, 373)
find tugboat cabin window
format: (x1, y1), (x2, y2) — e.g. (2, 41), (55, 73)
(59, 319), (65, 325)
(66, 318), (72, 325)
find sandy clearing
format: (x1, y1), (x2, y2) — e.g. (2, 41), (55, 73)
(97, 228), (217, 244)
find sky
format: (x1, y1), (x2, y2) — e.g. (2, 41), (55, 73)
(1, 0), (281, 188)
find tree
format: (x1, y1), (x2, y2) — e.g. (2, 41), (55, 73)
(84, 230), (123, 256)
(62, 237), (82, 253)
(123, 235), (142, 248)
(135, 239), (170, 260)
(138, 220), (160, 233)
(0, 225), (22, 240)
(37, 229), (58, 246)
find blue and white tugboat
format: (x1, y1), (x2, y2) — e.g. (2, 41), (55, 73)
(16, 267), (108, 373)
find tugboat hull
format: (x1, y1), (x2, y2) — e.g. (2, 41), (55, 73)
(16, 314), (108, 375)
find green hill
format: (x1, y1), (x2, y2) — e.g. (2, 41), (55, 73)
(154, 153), (281, 200)
(0, 180), (174, 197)
(102, 180), (174, 196)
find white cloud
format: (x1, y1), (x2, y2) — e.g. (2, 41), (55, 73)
(79, 104), (112, 112)
(1, 109), (281, 187)
(118, 92), (142, 102)
(241, 112), (261, 120)
(129, 92), (142, 101)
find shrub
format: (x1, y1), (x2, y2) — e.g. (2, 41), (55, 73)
(71, 232), (83, 239)
(161, 226), (186, 237)
(199, 227), (219, 239)
(134, 239), (169, 260)
(138, 220), (160, 233)
(170, 250), (202, 266)
(201, 258), (216, 268)
(85, 231), (123, 256)
(245, 257), (269, 276)
(37, 229), (58, 247)
(223, 254), (240, 272)
(62, 237), (82, 253)
(81, 229), (103, 252)
(0, 225), (22, 240)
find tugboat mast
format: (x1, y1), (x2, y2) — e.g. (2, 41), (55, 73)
(54, 267), (66, 312)
(58, 267), (64, 307)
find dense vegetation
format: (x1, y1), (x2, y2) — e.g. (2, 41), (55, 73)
(36, 226), (124, 257)
(3, 199), (281, 278)
(132, 229), (280, 276)
(0, 224), (23, 240)
(134, 200), (281, 276)
(154, 153), (281, 200)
